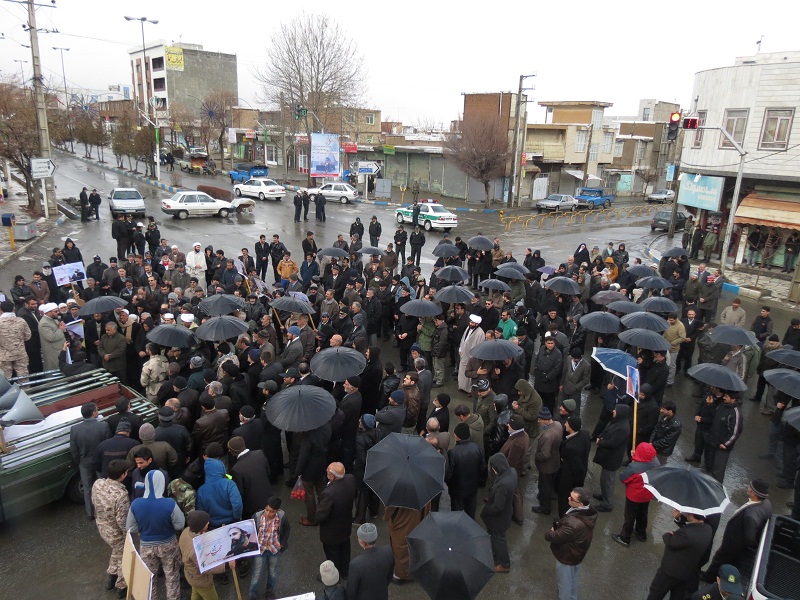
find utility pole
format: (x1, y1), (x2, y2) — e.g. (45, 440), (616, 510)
(53, 46), (73, 153)
(509, 74), (535, 207)
(27, 0), (57, 216)
(581, 125), (595, 189)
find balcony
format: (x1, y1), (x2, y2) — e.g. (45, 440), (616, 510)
(527, 142), (566, 162)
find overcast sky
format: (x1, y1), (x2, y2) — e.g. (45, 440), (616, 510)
(1, 0), (797, 127)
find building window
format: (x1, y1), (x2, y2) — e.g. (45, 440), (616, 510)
(642, 107), (651, 122)
(602, 131), (613, 153)
(613, 140), (624, 158)
(720, 109), (748, 148)
(265, 145), (278, 164)
(759, 108), (794, 150)
(591, 109), (603, 130)
(365, 113), (375, 125)
(589, 143), (598, 162)
(693, 110), (706, 148)
(637, 141), (647, 161)
(151, 57), (164, 71)
(153, 78), (166, 92)
(366, 136), (374, 144)
(575, 130), (588, 152)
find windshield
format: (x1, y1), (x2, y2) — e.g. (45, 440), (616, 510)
(113, 190), (143, 200)
(546, 195), (562, 201)
(656, 189), (669, 194)
(580, 189), (601, 196)
(430, 205), (449, 213)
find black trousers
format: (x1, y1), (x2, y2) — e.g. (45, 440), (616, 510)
(322, 540), (351, 578)
(619, 498), (650, 541)
(257, 260), (269, 281)
(537, 471), (556, 512)
(646, 568), (691, 600)
(410, 245), (422, 267)
(450, 493), (478, 520)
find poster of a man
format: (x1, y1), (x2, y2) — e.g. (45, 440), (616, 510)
(223, 523), (259, 558)
(53, 261), (87, 286)
(310, 133), (341, 178)
(192, 518), (261, 573)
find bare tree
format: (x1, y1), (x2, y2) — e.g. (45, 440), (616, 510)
(201, 91), (237, 172)
(0, 79), (44, 212)
(445, 115), (510, 208)
(254, 12), (366, 184)
(637, 168), (659, 194)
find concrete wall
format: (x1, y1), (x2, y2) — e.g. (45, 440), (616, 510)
(168, 49), (238, 113)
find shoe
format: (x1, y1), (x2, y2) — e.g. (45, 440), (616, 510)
(494, 565), (510, 573)
(685, 455), (701, 463)
(220, 572), (229, 586)
(635, 532), (647, 542)
(105, 575), (118, 591)
(116, 588), (127, 599)
(299, 517), (318, 526)
(592, 493), (604, 501)
(512, 517), (524, 525)
(531, 506), (551, 515)
(748, 397), (761, 402)
(392, 576), (409, 585)
(758, 454), (775, 459)
(611, 534), (630, 547)
(761, 410), (775, 416)
(595, 504), (613, 512)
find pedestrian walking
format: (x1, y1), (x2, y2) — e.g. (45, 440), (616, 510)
(91, 460), (131, 598)
(545, 487), (597, 600)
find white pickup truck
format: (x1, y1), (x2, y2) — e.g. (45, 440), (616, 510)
(748, 514), (800, 600)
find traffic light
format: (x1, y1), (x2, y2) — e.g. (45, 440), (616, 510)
(683, 117), (699, 130)
(294, 103), (301, 120)
(667, 112), (681, 142)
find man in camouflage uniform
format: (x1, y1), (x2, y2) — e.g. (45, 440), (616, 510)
(91, 459), (130, 597)
(167, 477), (196, 517)
(0, 299), (31, 379)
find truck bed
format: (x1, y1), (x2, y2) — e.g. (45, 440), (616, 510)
(751, 515), (800, 600)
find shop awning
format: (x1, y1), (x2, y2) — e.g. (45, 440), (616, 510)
(734, 191), (800, 229)
(564, 169), (603, 182)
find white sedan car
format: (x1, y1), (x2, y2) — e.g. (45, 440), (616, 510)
(233, 178), (286, 201)
(307, 182), (359, 204)
(161, 191), (255, 219)
(647, 189), (676, 204)
(536, 194), (578, 213)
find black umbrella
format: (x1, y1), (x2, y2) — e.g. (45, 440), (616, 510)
(408, 511), (494, 600)
(77, 295), (128, 316)
(264, 385), (336, 432)
(783, 407), (800, 430)
(579, 311), (621, 334)
(708, 325), (759, 347)
(436, 266), (469, 282)
(359, 246), (384, 256)
(637, 276), (674, 290)
(435, 285), (474, 304)
(642, 464), (730, 516)
(309, 347), (367, 382)
(537, 266), (556, 276)
(639, 296), (679, 313)
(544, 277), (581, 295)
(766, 348), (800, 369)
(494, 268), (526, 281)
(469, 339), (523, 360)
(432, 243), (461, 258)
(269, 296), (315, 315)
(364, 433), (446, 509)
(467, 235), (494, 251)
(663, 247), (688, 258)
(686, 363), (747, 392)
(194, 316), (249, 342)
(764, 369), (800, 399)
(401, 299), (442, 318)
(498, 262), (530, 274)
(621, 312), (669, 332)
(199, 294), (246, 316)
(607, 300), (645, 314)
(317, 247), (349, 258)
(591, 290), (628, 305)
(627, 264), (656, 278)
(478, 279), (510, 292)
(618, 328), (671, 352)
(146, 324), (197, 348)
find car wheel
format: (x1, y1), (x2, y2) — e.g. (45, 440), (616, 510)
(603, 200), (611, 208)
(444, 228), (452, 233)
(258, 192), (265, 201)
(570, 205), (576, 212)
(235, 188), (242, 197)
(537, 208), (542, 214)
(424, 220), (432, 231)
(66, 474), (84, 504)
(339, 196), (348, 204)
(218, 208), (230, 218)
(177, 210), (189, 220)
(555, 206), (560, 213)
(396, 213), (404, 223)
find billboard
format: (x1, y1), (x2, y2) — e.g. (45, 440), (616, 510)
(310, 133), (341, 178)
(678, 174), (724, 211)
(165, 46), (184, 71)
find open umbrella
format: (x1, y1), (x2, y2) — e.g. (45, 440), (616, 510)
(494, 268), (526, 281)
(194, 315), (249, 342)
(591, 290), (628, 305)
(537, 266), (556, 276)
(401, 299), (443, 318)
(77, 295), (128, 316)
(498, 262), (530, 274)
(618, 328), (671, 352)
(408, 511), (495, 600)
(783, 406), (800, 430)
(663, 247), (688, 258)
(591, 347), (637, 379)
(364, 433), (446, 510)
(607, 300), (645, 314)
(199, 294), (246, 316)
(686, 363), (747, 392)
(435, 285), (474, 304)
(466, 235), (494, 251)
(764, 369), (800, 399)
(544, 277), (581, 295)
(432, 243), (461, 258)
(269, 296), (315, 315)
(766, 348), (800, 369)
(639, 296), (679, 313)
(621, 312), (669, 332)
(708, 325), (759, 347)
(469, 339), (523, 361)
(478, 279), (510, 292)
(637, 276), (674, 290)
(264, 385), (336, 431)
(359, 246), (384, 256)
(287, 291), (309, 303)
(310, 347), (367, 382)
(580, 312), (621, 334)
(436, 266), (469, 282)
(628, 264), (656, 278)
(146, 324), (197, 348)
(642, 464), (730, 516)
(317, 247), (349, 258)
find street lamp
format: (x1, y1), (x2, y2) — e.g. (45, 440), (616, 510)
(52, 47), (73, 153)
(125, 15), (160, 180)
(13, 59), (28, 86)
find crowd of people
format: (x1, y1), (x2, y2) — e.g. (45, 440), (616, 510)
(2, 215), (799, 600)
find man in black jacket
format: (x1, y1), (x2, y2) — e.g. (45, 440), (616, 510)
(229, 436), (272, 518)
(650, 400), (682, 464)
(644, 350), (669, 405)
(480, 453), (517, 573)
(676, 309), (704, 375)
(368, 216), (382, 247)
(556, 417), (591, 517)
(446, 423), (483, 519)
(69, 402), (111, 519)
(315, 462), (357, 578)
(704, 390), (743, 483)
(154, 406), (192, 478)
(409, 226), (425, 267)
(592, 404), (630, 512)
(394, 226), (407, 263)
(111, 215), (130, 261)
(269, 235), (287, 283)
(346, 523), (394, 600)
(533, 335), (563, 412)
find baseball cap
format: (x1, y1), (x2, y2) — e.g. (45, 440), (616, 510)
(718, 565), (744, 596)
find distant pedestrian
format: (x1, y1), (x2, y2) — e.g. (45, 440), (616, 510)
(545, 487), (597, 600)
(80, 187), (90, 222)
(302, 190), (311, 221)
(293, 191), (303, 222)
(315, 193), (327, 222)
(89, 188), (102, 220)
(368, 216), (382, 247)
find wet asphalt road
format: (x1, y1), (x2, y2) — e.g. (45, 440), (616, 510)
(0, 154), (796, 599)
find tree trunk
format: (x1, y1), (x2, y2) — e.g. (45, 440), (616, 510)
(218, 131), (226, 172)
(484, 181), (491, 208)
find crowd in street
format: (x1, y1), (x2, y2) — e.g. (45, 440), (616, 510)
(2, 212), (800, 600)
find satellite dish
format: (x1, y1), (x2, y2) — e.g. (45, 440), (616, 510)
(0, 389), (43, 426)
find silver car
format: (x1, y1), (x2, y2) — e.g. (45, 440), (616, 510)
(108, 188), (146, 218)
(160, 191), (255, 219)
(647, 189), (675, 204)
(307, 182), (359, 204)
(536, 194), (578, 213)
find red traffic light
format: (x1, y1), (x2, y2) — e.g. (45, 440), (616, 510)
(669, 112), (682, 123)
(683, 117), (699, 130)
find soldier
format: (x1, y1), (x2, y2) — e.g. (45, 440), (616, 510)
(91, 459), (131, 598)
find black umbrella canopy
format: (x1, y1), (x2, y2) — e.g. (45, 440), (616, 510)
(637, 276), (674, 290)
(469, 339), (523, 361)
(686, 363), (748, 392)
(264, 385), (336, 432)
(401, 299), (443, 318)
(497, 262), (530, 274)
(146, 324), (198, 348)
(607, 300), (645, 314)
(269, 296), (315, 315)
(77, 295), (128, 316)
(580, 311), (621, 334)
(494, 268), (526, 281)
(478, 279), (510, 292)
(620, 311), (669, 332)
(432, 243), (461, 258)
(436, 265), (470, 282)
(309, 346), (367, 382)
(364, 433), (446, 510)
(544, 277), (581, 295)
(627, 264), (657, 278)
(466, 235), (494, 251)
(642, 464), (729, 516)
(639, 296), (679, 314)
(783, 407), (800, 430)
(317, 247), (349, 258)
(435, 285), (474, 304)
(359, 246), (384, 255)
(708, 325), (759, 347)
(408, 511), (495, 600)
(194, 315), (249, 342)
(591, 290), (628, 305)
(618, 328), (671, 352)
(764, 368), (800, 399)
(199, 294), (246, 316)
(766, 348), (800, 369)
(662, 247), (688, 258)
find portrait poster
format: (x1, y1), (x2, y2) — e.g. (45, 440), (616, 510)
(310, 133), (340, 178)
(193, 519), (261, 573)
(53, 261), (87, 286)
(626, 365), (640, 401)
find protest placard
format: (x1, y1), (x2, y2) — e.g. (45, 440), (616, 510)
(192, 519), (261, 573)
(53, 261), (87, 286)
(122, 532), (153, 600)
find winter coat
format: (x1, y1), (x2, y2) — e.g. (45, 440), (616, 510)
(636, 395), (660, 445)
(480, 454), (517, 533)
(500, 429), (530, 477)
(708, 401), (743, 450)
(296, 423), (332, 481)
(196, 458), (243, 526)
(650, 414), (682, 456)
(0, 314), (31, 362)
(535, 421), (564, 474)
(618, 442), (659, 502)
(593, 404), (631, 471)
(533, 346), (563, 393)
(558, 430), (591, 488)
(39, 315), (65, 371)
(140, 354), (169, 399)
(446, 439), (483, 498)
(545, 504), (598, 565)
(514, 379), (542, 438)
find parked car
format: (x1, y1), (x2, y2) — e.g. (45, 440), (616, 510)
(234, 178), (285, 201)
(575, 187), (615, 209)
(160, 190), (255, 219)
(395, 201), (458, 231)
(536, 194), (578, 213)
(647, 189), (676, 203)
(108, 188), (146, 218)
(307, 182), (359, 204)
(748, 515), (800, 600)
(651, 209), (687, 231)
(229, 164), (269, 184)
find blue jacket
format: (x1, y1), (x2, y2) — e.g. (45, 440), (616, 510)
(300, 260), (320, 287)
(127, 470), (185, 546)
(196, 458), (243, 526)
